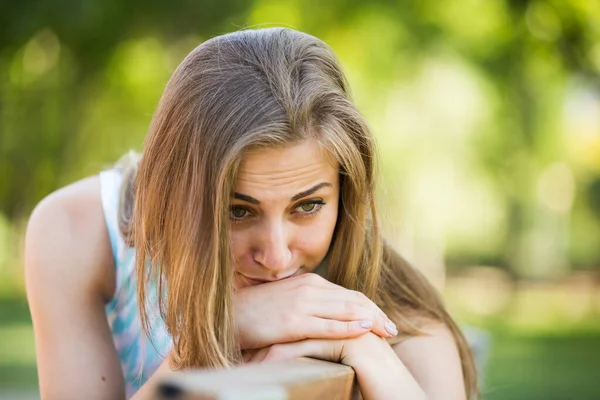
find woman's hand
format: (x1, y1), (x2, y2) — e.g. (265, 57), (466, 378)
(234, 273), (398, 350)
(242, 331), (380, 367)
(242, 336), (348, 365)
(244, 333), (428, 400)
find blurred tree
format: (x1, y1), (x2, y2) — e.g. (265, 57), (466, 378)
(0, 0), (251, 219)
(1, 0), (599, 277)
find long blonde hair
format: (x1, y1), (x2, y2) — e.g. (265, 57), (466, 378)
(125, 28), (477, 396)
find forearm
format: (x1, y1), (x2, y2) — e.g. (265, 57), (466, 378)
(130, 353), (174, 400)
(348, 336), (428, 400)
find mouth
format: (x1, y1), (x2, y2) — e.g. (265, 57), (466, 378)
(240, 269), (302, 286)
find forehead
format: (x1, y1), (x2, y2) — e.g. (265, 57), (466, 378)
(235, 139), (338, 190)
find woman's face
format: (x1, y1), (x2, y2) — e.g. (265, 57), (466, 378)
(230, 139), (340, 290)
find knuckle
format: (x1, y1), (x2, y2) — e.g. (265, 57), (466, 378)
(353, 290), (367, 301)
(324, 319), (338, 334)
(370, 310), (379, 321)
(324, 319), (354, 336)
(284, 315), (305, 340)
(346, 321), (355, 333)
(344, 301), (360, 316)
(351, 290), (380, 312)
(282, 312), (301, 332)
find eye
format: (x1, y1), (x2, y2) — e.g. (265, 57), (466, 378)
(300, 202), (316, 212)
(293, 200), (325, 215)
(230, 206), (250, 220)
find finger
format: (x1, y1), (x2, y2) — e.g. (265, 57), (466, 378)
(306, 287), (397, 338)
(304, 277), (393, 325)
(293, 317), (377, 340)
(300, 277), (389, 318)
(311, 300), (377, 320)
(243, 347), (271, 364)
(263, 339), (343, 364)
(341, 290), (398, 337)
(295, 274), (398, 337)
(308, 300), (395, 339)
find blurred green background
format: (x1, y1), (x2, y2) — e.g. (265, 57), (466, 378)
(1, 0), (600, 399)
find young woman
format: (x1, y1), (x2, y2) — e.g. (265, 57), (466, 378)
(25, 28), (477, 400)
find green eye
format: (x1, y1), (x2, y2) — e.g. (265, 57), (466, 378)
(300, 202), (317, 212)
(294, 200), (324, 215)
(231, 207), (248, 219)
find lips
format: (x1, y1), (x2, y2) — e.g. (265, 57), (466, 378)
(240, 269), (302, 285)
(242, 276), (271, 285)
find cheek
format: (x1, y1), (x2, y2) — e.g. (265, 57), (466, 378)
(230, 229), (251, 267)
(295, 229), (332, 257)
(296, 210), (338, 260)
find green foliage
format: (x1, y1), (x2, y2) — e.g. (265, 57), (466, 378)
(484, 332), (600, 400)
(1, 0), (600, 277)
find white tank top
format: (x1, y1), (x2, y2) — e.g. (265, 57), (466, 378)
(99, 169), (173, 398)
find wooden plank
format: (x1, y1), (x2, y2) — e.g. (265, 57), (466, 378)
(154, 358), (358, 400)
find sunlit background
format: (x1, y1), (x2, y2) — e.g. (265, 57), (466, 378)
(1, 1), (600, 399)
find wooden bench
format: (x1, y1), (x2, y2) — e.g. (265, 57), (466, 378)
(154, 358), (359, 400)
(152, 326), (490, 399)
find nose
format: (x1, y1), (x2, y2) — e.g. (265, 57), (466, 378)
(253, 219), (293, 277)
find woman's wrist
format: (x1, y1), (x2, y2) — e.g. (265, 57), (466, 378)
(341, 332), (386, 367)
(343, 333), (427, 400)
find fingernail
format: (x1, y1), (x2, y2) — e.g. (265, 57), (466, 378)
(360, 320), (373, 329)
(385, 320), (398, 336)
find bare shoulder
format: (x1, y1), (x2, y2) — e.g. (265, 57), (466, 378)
(25, 175), (115, 302)
(25, 175), (127, 398)
(392, 322), (467, 400)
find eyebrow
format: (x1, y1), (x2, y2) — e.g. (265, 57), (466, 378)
(233, 182), (332, 205)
